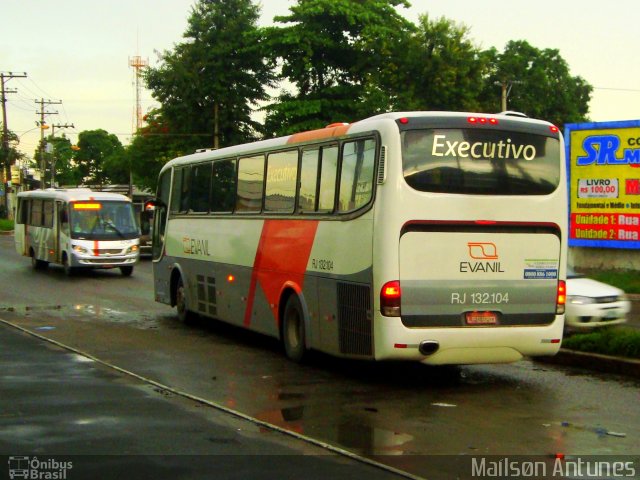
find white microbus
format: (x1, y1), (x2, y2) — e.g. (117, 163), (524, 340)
(15, 188), (140, 276)
(150, 112), (567, 364)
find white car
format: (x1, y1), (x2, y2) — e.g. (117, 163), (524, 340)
(565, 268), (631, 330)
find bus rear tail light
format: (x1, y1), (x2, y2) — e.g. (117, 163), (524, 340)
(381, 280), (401, 317)
(556, 280), (566, 315)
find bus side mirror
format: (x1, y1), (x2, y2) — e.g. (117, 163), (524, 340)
(60, 210), (68, 223)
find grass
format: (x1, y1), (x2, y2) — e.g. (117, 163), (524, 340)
(562, 327), (640, 359)
(582, 269), (640, 294)
(0, 219), (14, 231)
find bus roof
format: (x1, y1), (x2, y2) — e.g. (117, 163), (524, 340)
(160, 111), (558, 174)
(17, 188), (132, 203)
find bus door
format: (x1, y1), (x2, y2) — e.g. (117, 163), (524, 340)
(56, 201), (68, 263)
(14, 197), (27, 256)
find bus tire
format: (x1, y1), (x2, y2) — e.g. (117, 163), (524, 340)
(62, 254), (75, 276)
(120, 266), (134, 277)
(282, 294), (307, 363)
(175, 276), (196, 324)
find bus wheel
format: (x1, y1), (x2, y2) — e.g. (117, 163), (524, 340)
(62, 255), (75, 276)
(120, 266), (134, 277)
(282, 294), (307, 363)
(175, 276), (196, 324)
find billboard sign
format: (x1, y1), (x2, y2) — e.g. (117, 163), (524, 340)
(565, 120), (640, 249)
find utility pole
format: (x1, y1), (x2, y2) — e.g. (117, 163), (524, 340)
(35, 98), (62, 189)
(1, 71), (27, 218)
(494, 79), (524, 112)
(129, 55), (148, 198)
(50, 123), (74, 187)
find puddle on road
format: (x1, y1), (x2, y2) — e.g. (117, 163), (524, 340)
(0, 304), (165, 330)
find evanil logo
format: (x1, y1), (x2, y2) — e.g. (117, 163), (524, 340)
(460, 242), (505, 273)
(182, 236), (211, 256)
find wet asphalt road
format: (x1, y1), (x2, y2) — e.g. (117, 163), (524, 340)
(1, 235), (638, 478)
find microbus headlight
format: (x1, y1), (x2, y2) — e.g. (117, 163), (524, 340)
(72, 245), (88, 254)
(126, 245), (139, 254)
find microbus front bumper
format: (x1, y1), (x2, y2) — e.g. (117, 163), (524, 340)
(70, 244), (139, 268)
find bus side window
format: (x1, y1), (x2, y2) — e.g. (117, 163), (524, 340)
(236, 155), (265, 213)
(265, 150), (298, 213)
(210, 159), (237, 213)
(317, 145), (338, 213)
(338, 138), (376, 213)
(190, 162), (212, 213)
(299, 149), (319, 213)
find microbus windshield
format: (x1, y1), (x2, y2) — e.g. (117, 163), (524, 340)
(402, 128), (561, 195)
(69, 201), (139, 240)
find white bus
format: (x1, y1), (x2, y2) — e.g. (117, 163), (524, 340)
(150, 111), (567, 364)
(15, 188), (140, 276)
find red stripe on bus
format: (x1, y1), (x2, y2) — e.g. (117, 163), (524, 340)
(286, 124), (350, 144)
(243, 220), (319, 327)
(94, 240), (99, 256)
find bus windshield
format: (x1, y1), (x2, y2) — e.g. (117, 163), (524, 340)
(402, 128), (561, 195)
(69, 201), (139, 240)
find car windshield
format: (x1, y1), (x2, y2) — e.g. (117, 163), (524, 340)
(69, 201), (139, 240)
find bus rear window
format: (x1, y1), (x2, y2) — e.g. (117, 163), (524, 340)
(402, 129), (560, 195)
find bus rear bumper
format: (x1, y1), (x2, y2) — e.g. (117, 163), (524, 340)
(374, 318), (564, 365)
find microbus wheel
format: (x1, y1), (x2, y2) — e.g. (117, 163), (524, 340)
(282, 294), (307, 363)
(175, 276), (196, 324)
(120, 266), (134, 277)
(62, 255), (75, 276)
(31, 252), (48, 270)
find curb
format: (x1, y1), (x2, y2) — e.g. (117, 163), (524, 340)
(534, 349), (640, 378)
(0, 230), (13, 236)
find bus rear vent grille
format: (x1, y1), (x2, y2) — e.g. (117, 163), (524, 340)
(377, 145), (387, 184)
(337, 283), (372, 356)
(197, 275), (217, 317)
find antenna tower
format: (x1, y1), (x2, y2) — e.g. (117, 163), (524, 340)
(129, 55), (148, 132)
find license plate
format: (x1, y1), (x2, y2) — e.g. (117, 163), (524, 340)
(466, 311), (499, 325)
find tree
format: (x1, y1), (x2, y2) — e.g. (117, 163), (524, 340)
(42, 135), (84, 187)
(144, 0), (276, 151)
(125, 110), (184, 193)
(394, 15), (489, 112)
(480, 40), (592, 128)
(73, 129), (125, 186)
(263, 0), (415, 136)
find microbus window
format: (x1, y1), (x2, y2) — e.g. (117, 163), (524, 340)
(43, 200), (54, 228)
(179, 166), (192, 213)
(30, 199), (43, 226)
(236, 155), (265, 213)
(265, 150), (298, 213)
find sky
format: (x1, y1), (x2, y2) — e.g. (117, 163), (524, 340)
(2, 0), (639, 160)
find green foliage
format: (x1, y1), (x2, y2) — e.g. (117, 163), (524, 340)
(0, 218), (14, 231)
(144, 0), (276, 149)
(479, 40), (592, 127)
(563, 328), (640, 359)
(74, 130), (126, 186)
(41, 135), (83, 186)
(264, 0), (415, 136)
(394, 14), (489, 112)
(580, 269), (640, 294)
